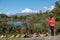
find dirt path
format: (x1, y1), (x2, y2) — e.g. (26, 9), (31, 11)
(0, 36), (60, 40)
(21, 36), (60, 40)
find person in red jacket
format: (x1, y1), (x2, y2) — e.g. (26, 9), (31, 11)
(48, 15), (55, 36)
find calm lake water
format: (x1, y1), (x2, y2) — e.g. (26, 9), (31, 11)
(7, 21), (23, 26)
(7, 21), (42, 26)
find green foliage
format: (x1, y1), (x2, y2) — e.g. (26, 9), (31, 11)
(52, 0), (60, 15)
(55, 0), (60, 8)
(0, 0), (60, 36)
(0, 23), (21, 35)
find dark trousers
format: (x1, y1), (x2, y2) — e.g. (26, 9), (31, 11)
(50, 26), (54, 36)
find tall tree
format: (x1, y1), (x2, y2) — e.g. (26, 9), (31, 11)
(52, 0), (60, 15)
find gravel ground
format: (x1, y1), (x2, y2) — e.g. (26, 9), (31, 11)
(21, 36), (60, 40)
(0, 36), (60, 40)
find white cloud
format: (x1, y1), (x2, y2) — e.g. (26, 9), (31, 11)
(0, 12), (1, 13)
(21, 8), (38, 13)
(0, 12), (6, 14)
(43, 7), (50, 10)
(0, 12), (3, 14)
(50, 5), (55, 11)
(4, 12), (17, 16)
(43, 5), (55, 11)
(0, 12), (18, 16)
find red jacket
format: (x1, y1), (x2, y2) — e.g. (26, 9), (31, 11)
(48, 16), (55, 27)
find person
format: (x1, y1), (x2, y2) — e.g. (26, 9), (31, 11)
(48, 15), (55, 36)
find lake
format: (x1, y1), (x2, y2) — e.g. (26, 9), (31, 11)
(7, 21), (23, 26)
(7, 21), (42, 26)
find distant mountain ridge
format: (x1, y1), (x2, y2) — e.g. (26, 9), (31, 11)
(14, 12), (38, 16)
(0, 8), (38, 16)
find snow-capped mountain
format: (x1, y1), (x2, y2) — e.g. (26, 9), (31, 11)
(14, 8), (38, 16)
(0, 8), (38, 16)
(21, 8), (38, 13)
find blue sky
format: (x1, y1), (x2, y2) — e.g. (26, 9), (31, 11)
(0, 0), (57, 15)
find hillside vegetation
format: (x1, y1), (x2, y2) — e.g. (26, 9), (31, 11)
(0, 0), (60, 37)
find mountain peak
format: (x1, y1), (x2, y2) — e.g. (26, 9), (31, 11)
(21, 8), (38, 13)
